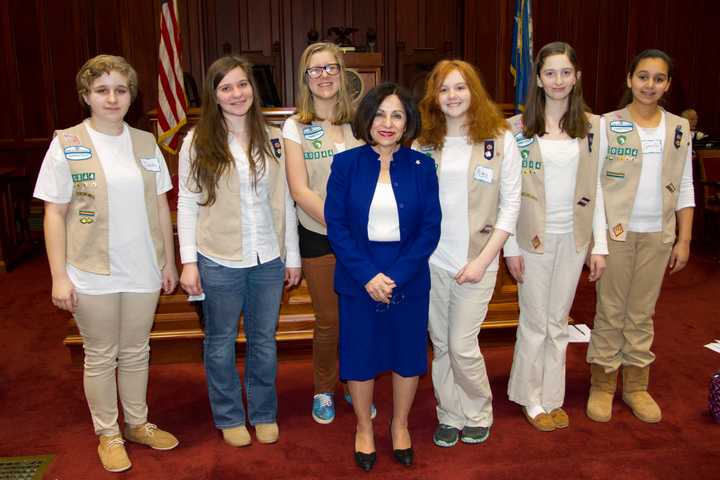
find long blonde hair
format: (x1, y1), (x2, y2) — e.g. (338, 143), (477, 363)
(295, 42), (354, 124)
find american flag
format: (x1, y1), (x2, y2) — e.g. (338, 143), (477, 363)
(157, 0), (188, 153)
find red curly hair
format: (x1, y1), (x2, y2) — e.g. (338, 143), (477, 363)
(417, 60), (506, 149)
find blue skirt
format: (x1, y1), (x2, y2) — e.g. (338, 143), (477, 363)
(338, 241), (430, 381)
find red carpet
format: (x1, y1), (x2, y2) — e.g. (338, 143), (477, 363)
(1, 251), (719, 479)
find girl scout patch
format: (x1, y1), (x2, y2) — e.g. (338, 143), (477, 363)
(531, 235), (541, 249)
(271, 138), (282, 158)
(64, 146), (92, 161)
(612, 223), (624, 237)
(62, 133), (81, 146)
(303, 125), (324, 141)
(609, 120), (633, 134)
(674, 125), (683, 149)
(484, 140), (494, 159)
(514, 132), (533, 148)
(79, 210), (95, 224)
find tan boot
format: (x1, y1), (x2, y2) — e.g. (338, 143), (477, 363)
(622, 365), (662, 423)
(586, 364), (618, 422)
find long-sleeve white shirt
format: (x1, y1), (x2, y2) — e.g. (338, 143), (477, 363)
(177, 131), (300, 268)
(430, 131), (522, 274)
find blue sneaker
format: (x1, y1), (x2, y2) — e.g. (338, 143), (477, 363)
(344, 392), (378, 419)
(312, 393), (335, 424)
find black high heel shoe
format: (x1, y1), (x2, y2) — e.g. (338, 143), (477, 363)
(390, 422), (414, 467)
(354, 432), (376, 472)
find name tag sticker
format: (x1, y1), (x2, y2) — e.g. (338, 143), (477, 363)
(641, 139), (662, 155)
(473, 165), (493, 183)
(140, 157), (161, 172)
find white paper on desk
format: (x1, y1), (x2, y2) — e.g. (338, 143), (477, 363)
(704, 342), (720, 354)
(568, 323), (591, 343)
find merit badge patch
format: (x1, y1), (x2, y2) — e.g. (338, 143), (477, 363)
(79, 210), (95, 224)
(62, 133), (81, 146)
(514, 132), (534, 148)
(577, 196), (591, 207)
(271, 138), (282, 158)
(312, 139), (323, 149)
(617, 135), (627, 145)
(64, 145), (92, 161)
(303, 125), (324, 141)
(531, 235), (542, 250)
(72, 172), (95, 183)
(609, 120), (633, 134)
(665, 182), (677, 193)
(612, 223), (624, 238)
(480, 224), (493, 234)
(674, 125), (683, 149)
(484, 140), (495, 160)
(588, 133), (594, 152)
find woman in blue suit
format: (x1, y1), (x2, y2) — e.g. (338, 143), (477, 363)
(325, 83), (441, 471)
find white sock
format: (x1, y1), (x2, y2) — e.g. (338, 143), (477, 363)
(525, 405), (546, 418)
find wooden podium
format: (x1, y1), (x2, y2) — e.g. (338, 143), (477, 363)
(63, 108), (519, 364)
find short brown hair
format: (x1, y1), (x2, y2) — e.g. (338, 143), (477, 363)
(352, 83), (420, 146)
(76, 54), (138, 109)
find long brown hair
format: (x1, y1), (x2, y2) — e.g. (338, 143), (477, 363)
(190, 55), (273, 206)
(295, 42), (354, 125)
(618, 49), (673, 108)
(417, 60), (506, 149)
(522, 42), (589, 139)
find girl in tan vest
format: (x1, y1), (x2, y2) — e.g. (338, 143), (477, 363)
(415, 60), (521, 446)
(34, 55), (179, 472)
(586, 49), (694, 424)
(178, 56), (301, 447)
(504, 42), (608, 431)
(283, 42), (372, 424)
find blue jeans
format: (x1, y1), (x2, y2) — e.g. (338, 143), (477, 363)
(198, 254), (285, 429)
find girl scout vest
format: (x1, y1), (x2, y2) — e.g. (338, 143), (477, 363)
(196, 126), (287, 261)
(57, 122), (165, 275)
(291, 115), (362, 235)
(413, 136), (504, 260)
(508, 114), (600, 254)
(602, 108), (690, 244)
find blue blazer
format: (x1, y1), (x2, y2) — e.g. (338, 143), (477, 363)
(325, 144), (441, 297)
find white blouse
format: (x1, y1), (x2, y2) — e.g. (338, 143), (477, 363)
(367, 182), (401, 242)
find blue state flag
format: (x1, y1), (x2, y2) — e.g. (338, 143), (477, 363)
(510, 0), (533, 112)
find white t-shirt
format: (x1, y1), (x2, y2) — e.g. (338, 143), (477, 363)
(598, 114), (694, 233)
(282, 117), (346, 153)
(540, 138), (579, 234)
(176, 130), (301, 268)
(33, 121), (172, 294)
(367, 182), (401, 241)
(429, 132), (522, 274)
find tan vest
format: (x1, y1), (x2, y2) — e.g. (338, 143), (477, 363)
(291, 115), (362, 234)
(413, 136), (504, 260)
(57, 122), (164, 275)
(601, 108), (690, 244)
(196, 126), (287, 261)
(508, 113), (600, 253)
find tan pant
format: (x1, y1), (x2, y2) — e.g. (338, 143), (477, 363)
(587, 232), (672, 371)
(74, 291), (160, 436)
(428, 264), (497, 429)
(507, 233), (587, 411)
(302, 254), (340, 394)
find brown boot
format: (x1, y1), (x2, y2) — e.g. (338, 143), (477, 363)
(586, 364), (618, 422)
(622, 365), (661, 423)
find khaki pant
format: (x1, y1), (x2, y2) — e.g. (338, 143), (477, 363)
(74, 291), (160, 436)
(587, 232), (672, 371)
(507, 233), (587, 411)
(302, 254), (340, 394)
(428, 264), (497, 429)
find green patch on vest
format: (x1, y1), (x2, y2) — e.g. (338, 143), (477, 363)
(522, 159), (542, 173)
(304, 149), (334, 160)
(608, 146), (638, 157)
(72, 172), (96, 183)
(606, 170), (625, 179)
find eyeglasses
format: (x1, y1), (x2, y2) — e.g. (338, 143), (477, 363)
(305, 63), (340, 79)
(375, 293), (406, 313)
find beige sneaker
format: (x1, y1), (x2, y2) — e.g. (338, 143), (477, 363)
(98, 434), (131, 473)
(522, 408), (556, 432)
(124, 423), (179, 450)
(222, 426), (252, 447)
(255, 422), (279, 444)
(548, 408), (569, 429)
